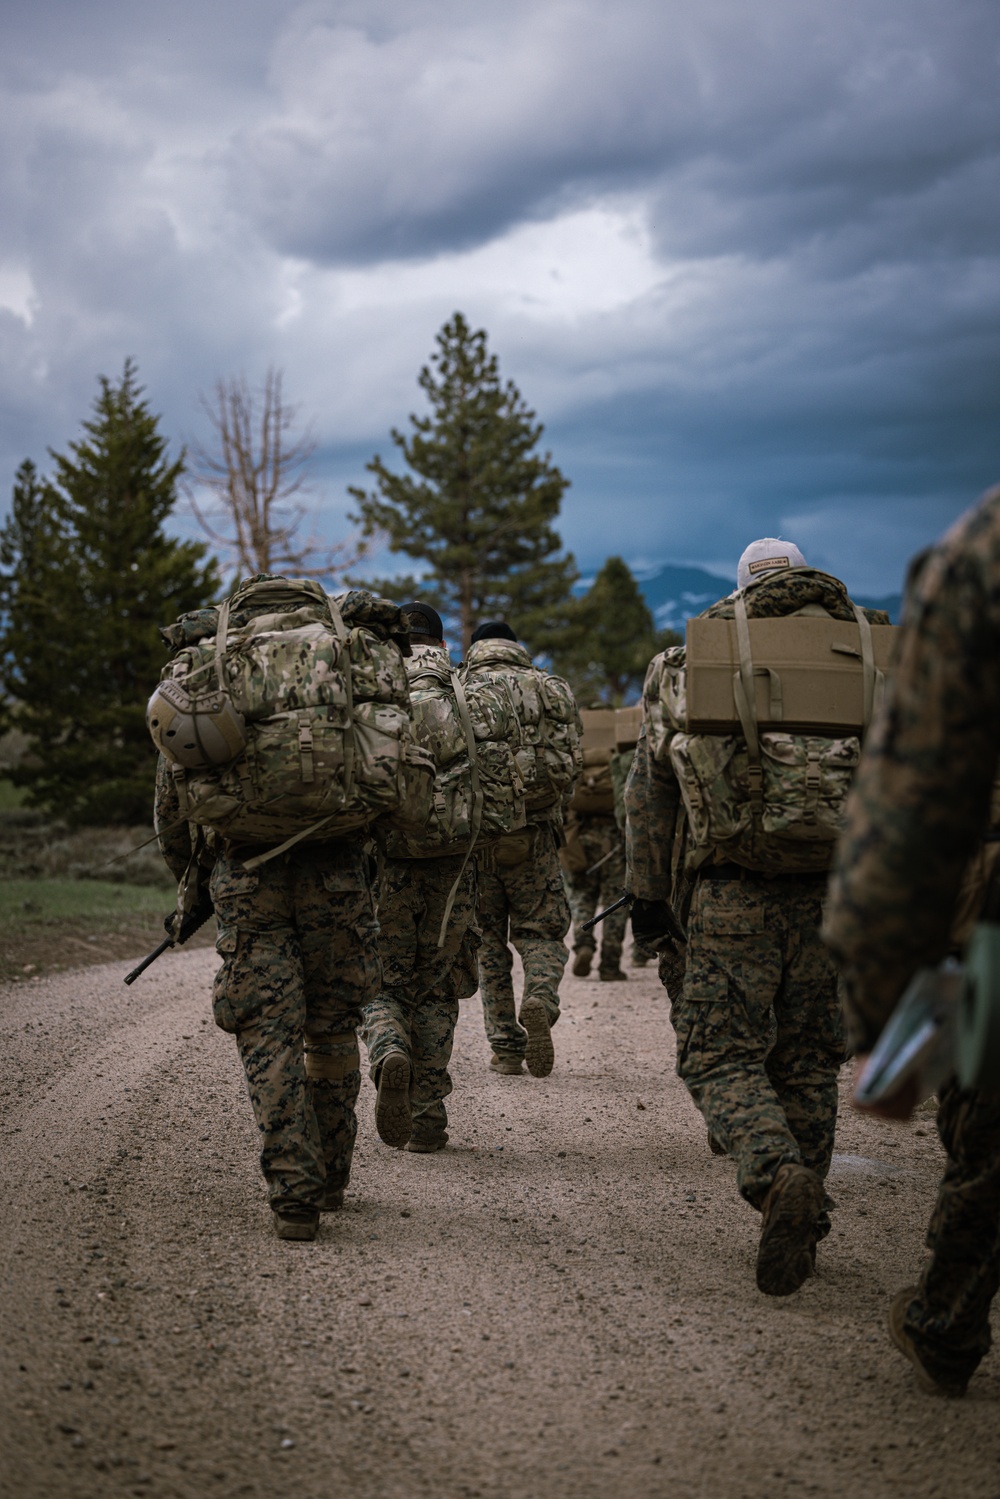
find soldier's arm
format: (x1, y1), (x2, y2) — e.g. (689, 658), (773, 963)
(624, 725), (681, 902)
(154, 755), (196, 884)
(824, 487), (1000, 1048)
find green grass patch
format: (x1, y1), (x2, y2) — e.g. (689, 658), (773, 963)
(1, 877), (175, 927)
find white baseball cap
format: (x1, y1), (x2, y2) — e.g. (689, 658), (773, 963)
(737, 538), (808, 591)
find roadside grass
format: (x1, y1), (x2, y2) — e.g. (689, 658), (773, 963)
(1, 878), (217, 985)
(1, 877), (174, 926)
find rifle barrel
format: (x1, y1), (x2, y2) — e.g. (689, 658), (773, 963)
(123, 936), (174, 986)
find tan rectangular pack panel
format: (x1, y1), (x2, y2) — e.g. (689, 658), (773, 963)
(615, 704), (643, 749)
(579, 708), (617, 756)
(685, 615), (899, 734)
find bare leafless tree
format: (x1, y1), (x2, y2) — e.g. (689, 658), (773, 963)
(187, 367), (368, 581)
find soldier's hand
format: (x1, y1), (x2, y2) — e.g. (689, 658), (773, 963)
(630, 897), (672, 943)
(851, 1055), (920, 1120)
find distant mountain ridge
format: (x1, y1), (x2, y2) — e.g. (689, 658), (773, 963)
(627, 563), (902, 630)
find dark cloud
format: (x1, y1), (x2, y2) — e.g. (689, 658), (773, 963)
(0, 0), (997, 601)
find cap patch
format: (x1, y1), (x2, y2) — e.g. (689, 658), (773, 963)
(747, 555), (791, 575)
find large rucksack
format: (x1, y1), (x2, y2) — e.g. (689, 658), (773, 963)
(644, 568), (897, 877)
(569, 708), (616, 816)
(149, 576), (434, 860)
(461, 639), (583, 814)
(383, 646), (526, 860)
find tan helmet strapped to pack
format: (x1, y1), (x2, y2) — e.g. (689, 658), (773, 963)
(147, 673), (247, 770)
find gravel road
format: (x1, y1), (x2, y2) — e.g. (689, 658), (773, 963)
(1, 948), (997, 1499)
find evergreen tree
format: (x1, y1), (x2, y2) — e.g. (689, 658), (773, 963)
(349, 312), (577, 654)
(0, 361), (219, 823)
(559, 556), (681, 705)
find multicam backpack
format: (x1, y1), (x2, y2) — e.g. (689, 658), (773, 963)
(150, 576), (434, 860)
(461, 638), (583, 814)
(383, 646), (526, 860)
(569, 708), (617, 816)
(644, 569), (896, 877)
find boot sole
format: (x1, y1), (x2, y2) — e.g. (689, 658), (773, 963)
(375, 1053), (412, 1148)
(520, 999), (554, 1077)
(756, 1166), (823, 1296)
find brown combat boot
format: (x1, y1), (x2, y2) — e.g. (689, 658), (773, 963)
(490, 1052), (525, 1075)
(405, 1132), (448, 1153)
(888, 1287), (967, 1397)
(273, 1206), (319, 1242)
(519, 997), (555, 1077)
(374, 1050), (412, 1148)
(755, 1163), (824, 1296)
(599, 967), (627, 982)
(572, 948), (594, 977)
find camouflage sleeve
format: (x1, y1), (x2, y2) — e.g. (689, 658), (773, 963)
(153, 755), (195, 884)
(823, 485), (1000, 1049)
(624, 653), (683, 900)
(624, 726), (681, 900)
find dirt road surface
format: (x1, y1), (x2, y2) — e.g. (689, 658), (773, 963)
(1, 949), (998, 1499)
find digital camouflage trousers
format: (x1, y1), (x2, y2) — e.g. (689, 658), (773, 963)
(362, 854), (480, 1143)
(565, 814), (627, 973)
(476, 822), (570, 1058)
(901, 1080), (1000, 1388)
(210, 840), (380, 1212)
(670, 872), (843, 1215)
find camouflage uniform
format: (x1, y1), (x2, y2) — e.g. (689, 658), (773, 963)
(155, 762), (378, 1213)
(462, 637), (580, 1062)
(362, 854), (480, 1145)
(824, 484), (1000, 1391)
(563, 813), (627, 974)
(624, 569), (888, 1221)
(476, 823), (571, 1059)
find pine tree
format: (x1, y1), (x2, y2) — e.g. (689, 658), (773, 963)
(0, 361), (219, 824)
(349, 312), (577, 654)
(559, 556), (680, 705)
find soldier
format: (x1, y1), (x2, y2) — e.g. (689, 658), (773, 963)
(626, 540), (890, 1294)
(462, 621), (582, 1077)
(362, 603), (520, 1153)
(151, 576), (417, 1242)
(824, 485), (1000, 1396)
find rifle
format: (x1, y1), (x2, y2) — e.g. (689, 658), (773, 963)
(582, 889), (688, 948)
(582, 891), (632, 933)
(124, 896), (215, 986)
(585, 842), (623, 877)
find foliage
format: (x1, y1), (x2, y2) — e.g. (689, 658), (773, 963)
(558, 556), (681, 705)
(188, 366), (367, 583)
(349, 312), (577, 655)
(0, 361), (219, 824)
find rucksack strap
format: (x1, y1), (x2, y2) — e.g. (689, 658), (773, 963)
(435, 670), (485, 947)
(733, 594), (764, 804)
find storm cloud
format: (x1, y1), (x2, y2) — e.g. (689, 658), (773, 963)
(1, 0), (998, 596)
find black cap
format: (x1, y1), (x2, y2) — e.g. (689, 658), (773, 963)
(401, 601), (444, 641)
(470, 620), (516, 644)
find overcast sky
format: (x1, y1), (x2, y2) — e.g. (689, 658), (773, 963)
(2, 0), (998, 596)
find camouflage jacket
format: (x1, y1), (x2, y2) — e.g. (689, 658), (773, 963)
(823, 485), (1000, 1051)
(625, 569), (888, 906)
